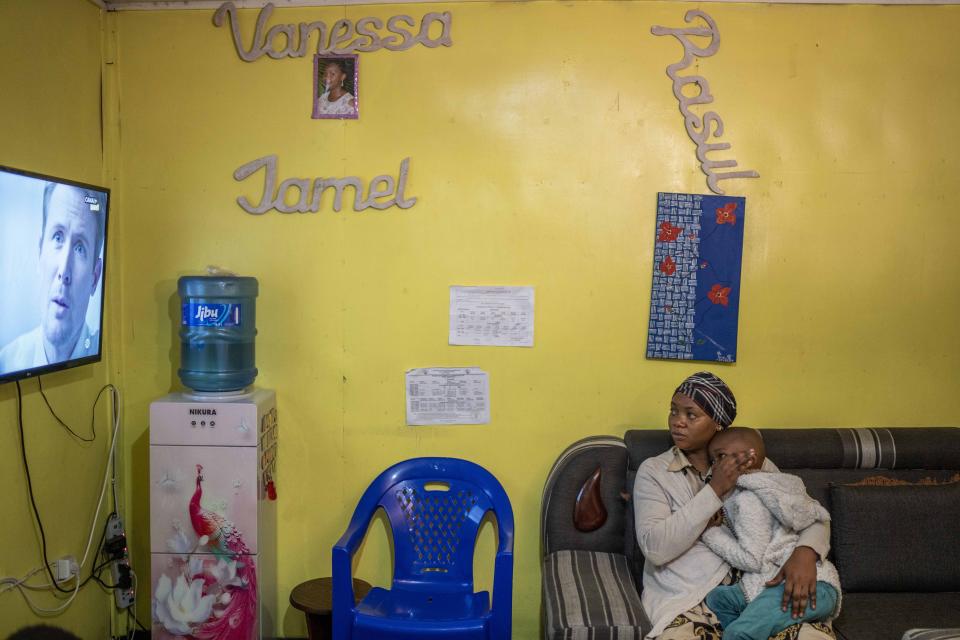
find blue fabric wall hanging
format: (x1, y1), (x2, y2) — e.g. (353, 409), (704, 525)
(646, 192), (746, 363)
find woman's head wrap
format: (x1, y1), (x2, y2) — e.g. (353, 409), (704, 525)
(674, 371), (737, 429)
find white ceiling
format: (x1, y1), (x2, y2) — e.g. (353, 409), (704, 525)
(98, 0), (960, 8)
(99, 0), (490, 8)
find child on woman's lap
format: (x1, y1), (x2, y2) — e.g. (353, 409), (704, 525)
(702, 427), (841, 640)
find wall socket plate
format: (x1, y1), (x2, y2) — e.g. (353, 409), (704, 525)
(110, 559), (134, 609)
(55, 556), (77, 583)
(106, 513), (125, 541)
(104, 513), (133, 608)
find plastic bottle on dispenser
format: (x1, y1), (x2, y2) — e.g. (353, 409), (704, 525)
(177, 275), (258, 392)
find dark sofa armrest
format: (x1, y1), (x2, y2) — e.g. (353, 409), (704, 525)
(541, 436), (630, 557)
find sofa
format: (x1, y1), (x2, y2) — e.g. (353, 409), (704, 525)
(540, 427), (960, 640)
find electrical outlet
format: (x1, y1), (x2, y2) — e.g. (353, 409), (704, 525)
(103, 513), (129, 561)
(55, 556), (77, 583)
(110, 559), (135, 609)
(103, 513), (134, 608)
(106, 513), (125, 541)
(103, 534), (128, 560)
(115, 584), (135, 609)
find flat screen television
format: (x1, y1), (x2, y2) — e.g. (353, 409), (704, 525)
(0, 165), (110, 383)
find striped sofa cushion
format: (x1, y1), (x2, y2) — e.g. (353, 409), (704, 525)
(543, 549), (649, 640)
(901, 631), (960, 640)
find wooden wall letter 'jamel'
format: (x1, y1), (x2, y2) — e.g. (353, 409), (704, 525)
(651, 10), (759, 195)
(233, 155), (417, 215)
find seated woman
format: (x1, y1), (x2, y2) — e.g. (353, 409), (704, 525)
(632, 372), (834, 640)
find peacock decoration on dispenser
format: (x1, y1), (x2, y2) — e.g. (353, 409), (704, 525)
(188, 464), (258, 640)
(152, 465), (259, 639)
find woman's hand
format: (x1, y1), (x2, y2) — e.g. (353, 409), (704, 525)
(707, 449), (755, 499)
(765, 545), (819, 618)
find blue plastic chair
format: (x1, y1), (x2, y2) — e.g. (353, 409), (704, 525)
(332, 457), (514, 640)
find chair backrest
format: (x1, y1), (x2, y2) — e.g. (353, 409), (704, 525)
(373, 457), (512, 593)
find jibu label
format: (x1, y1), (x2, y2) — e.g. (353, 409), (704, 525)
(182, 303), (241, 327)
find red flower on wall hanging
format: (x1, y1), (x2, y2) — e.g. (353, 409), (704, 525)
(659, 256), (677, 276)
(708, 283), (731, 306)
(658, 221), (684, 242)
(716, 202), (738, 225)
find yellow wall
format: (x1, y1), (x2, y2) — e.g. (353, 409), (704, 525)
(0, 1), (115, 636)
(113, 3), (960, 637)
(3, 0), (960, 637)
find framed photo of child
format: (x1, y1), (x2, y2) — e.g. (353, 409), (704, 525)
(313, 54), (359, 120)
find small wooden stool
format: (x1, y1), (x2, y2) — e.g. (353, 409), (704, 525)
(290, 577), (372, 640)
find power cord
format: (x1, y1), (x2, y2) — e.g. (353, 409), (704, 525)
(14, 380), (70, 594)
(6, 564), (81, 614)
(10, 379), (124, 604)
(125, 573), (149, 638)
(36, 376), (96, 443)
(127, 603), (149, 637)
(81, 511), (117, 589)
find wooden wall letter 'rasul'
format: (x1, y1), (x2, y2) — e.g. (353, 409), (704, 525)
(651, 10), (759, 195)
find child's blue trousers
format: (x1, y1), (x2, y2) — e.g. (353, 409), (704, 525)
(705, 581), (838, 640)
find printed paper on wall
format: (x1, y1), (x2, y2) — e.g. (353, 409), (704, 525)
(449, 286), (534, 347)
(405, 367), (490, 425)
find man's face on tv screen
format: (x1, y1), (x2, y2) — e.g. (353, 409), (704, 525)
(38, 184), (102, 355)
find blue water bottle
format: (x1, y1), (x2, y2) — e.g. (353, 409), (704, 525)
(177, 276), (258, 392)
